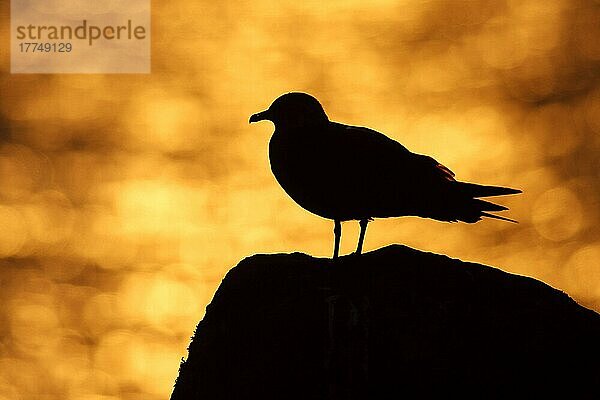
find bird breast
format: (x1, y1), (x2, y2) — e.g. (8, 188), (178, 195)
(268, 131), (348, 220)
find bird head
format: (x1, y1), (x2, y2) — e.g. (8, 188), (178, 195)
(249, 92), (329, 129)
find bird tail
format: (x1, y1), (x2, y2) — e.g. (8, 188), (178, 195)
(461, 199), (517, 223)
(456, 182), (522, 198)
(473, 198), (507, 212)
(451, 184), (521, 223)
(480, 212), (517, 223)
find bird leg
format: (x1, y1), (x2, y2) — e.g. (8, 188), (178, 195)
(355, 219), (369, 255)
(333, 220), (341, 259)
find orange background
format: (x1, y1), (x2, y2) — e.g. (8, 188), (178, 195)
(0, 1), (599, 399)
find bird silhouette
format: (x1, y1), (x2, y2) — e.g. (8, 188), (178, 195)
(250, 92), (521, 259)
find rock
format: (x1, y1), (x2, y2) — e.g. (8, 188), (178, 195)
(171, 245), (600, 399)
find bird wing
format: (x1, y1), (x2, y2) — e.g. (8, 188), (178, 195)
(315, 123), (457, 216)
(413, 153), (456, 182)
(335, 124), (411, 156)
(332, 124), (522, 222)
(331, 123), (455, 186)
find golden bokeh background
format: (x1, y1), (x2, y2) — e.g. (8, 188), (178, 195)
(1, 0), (600, 398)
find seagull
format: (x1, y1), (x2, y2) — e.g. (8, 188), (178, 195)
(250, 92), (521, 259)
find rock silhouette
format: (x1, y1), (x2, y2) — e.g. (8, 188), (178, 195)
(250, 93), (521, 258)
(171, 245), (600, 399)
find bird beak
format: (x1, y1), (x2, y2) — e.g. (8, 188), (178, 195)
(249, 110), (271, 123)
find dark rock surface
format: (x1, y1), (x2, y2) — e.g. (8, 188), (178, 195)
(171, 245), (600, 399)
